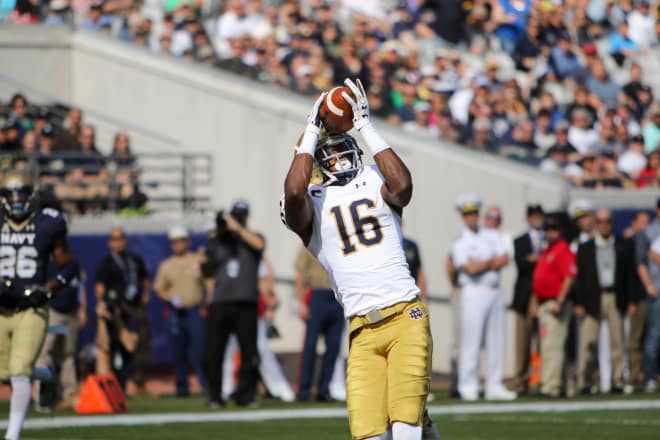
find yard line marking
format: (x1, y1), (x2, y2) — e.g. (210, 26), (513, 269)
(6, 399), (660, 431)
(452, 415), (660, 426)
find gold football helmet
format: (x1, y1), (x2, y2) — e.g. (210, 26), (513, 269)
(0, 171), (36, 221)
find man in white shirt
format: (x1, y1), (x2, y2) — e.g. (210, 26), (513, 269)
(568, 109), (600, 155)
(627, 1), (656, 49)
(617, 135), (648, 178)
(451, 194), (516, 402)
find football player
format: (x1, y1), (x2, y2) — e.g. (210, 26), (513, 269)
(282, 79), (433, 440)
(0, 171), (73, 440)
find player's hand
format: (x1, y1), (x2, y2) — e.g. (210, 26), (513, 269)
(627, 303), (637, 317)
(24, 285), (51, 307)
(573, 305), (585, 317)
(78, 307), (88, 327)
(306, 92), (327, 133)
(96, 301), (112, 320)
(342, 78), (370, 131)
(648, 285), (658, 298)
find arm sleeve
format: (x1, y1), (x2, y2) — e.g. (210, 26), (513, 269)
(574, 245), (585, 307)
(95, 258), (110, 285)
(451, 241), (468, 269)
(54, 259), (80, 288)
(514, 237), (535, 275)
(562, 248), (578, 278)
(153, 263), (169, 294)
(636, 231), (650, 267)
(201, 241), (219, 278)
(136, 256), (149, 281)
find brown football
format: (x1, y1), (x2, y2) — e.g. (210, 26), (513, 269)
(319, 86), (354, 134)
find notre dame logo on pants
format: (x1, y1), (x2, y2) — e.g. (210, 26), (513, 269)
(347, 298), (432, 439)
(0, 306), (49, 379)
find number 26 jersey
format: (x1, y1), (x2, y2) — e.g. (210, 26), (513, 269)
(0, 208), (67, 293)
(307, 165), (419, 318)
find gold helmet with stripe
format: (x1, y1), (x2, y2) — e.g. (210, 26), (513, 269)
(0, 171), (36, 221)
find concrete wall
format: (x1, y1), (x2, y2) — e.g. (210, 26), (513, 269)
(0, 26), (569, 373)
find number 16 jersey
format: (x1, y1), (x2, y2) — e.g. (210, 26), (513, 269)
(307, 165), (419, 318)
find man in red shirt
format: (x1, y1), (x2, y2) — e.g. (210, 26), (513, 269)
(533, 215), (577, 397)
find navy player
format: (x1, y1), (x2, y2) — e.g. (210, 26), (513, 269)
(0, 171), (73, 440)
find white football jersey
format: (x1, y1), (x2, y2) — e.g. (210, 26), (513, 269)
(306, 165), (420, 318)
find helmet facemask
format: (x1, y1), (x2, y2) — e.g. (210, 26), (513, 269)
(0, 174), (36, 221)
(315, 134), (363, 186)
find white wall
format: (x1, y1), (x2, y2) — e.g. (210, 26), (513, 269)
(0, 26), (569, 373)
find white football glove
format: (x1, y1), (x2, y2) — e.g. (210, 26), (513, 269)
(306, 91), (327, 135)
(342, 78), (370, 131)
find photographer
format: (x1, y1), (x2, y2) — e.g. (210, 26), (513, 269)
(94, 227), (151, 393)
(202, 200), (265, 408)
(94, 289), (138, 390)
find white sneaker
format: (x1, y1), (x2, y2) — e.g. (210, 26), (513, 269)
(329, 389), (347, 402)
(460, 390), (479, 402)
(485, 388), (517, 401)
(623, 384), (634, 395)
(645, 380), (657, 393)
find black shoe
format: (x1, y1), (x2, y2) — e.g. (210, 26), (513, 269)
(610, 386), (624, 394)
(315, 394), (336, 402)
(297, 394), (311, 402)
(206, 399), (225, 409)
(236, 399), (258, 408)
(535, 392), (559, 399)
(579, 386), (594, 396)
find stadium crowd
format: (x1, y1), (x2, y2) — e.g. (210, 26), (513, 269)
(0, 93), (148, 215)
(5, 0), (660, 188)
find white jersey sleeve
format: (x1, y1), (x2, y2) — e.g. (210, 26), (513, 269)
(306, 165), (420, 318)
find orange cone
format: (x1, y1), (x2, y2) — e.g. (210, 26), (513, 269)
(75, 374), (128, 414)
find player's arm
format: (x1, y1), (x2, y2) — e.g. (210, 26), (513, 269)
(284, 93), (326, 244)
(342, 78), (412, 209)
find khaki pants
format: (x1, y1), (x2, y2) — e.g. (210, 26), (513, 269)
(36, 308), (80, 400)
(513, 298), (537, 392)
(577, 293), (624, 389)
(539, 299), (572, 396)
(627, 300), (647, 385)
(125, 304), (150, 388)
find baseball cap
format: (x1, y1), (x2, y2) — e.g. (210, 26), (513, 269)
(230, 199), (250, 216)
(630, 134), (644, 144)
(568, 198), (595, 220)
(168, 225), (189, 241)
(543, 215), (561, 230)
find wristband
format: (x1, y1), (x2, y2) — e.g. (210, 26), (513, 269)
(296, 124), (320, 156)
(359, 123), (390, 156)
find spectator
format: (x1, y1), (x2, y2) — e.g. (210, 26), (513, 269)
(154, 225), (208, 398)
(109, 131), (136, 168)
(608, 21), (638, 66)
(636, 150), (660, 187)
(451, 194), (515, 401)
(626, 1), (656, 49)
(94, 228), (152, 393)
(511, 204), (544, 395)
(514, 18), (542, 72)
(54, 107), (83, 151)
(467, 117), (497, 152)
(549, 31), (582, 80)
(294, 246), (344, 402)
(1, 118), (21, 152)
(625, 210), (651, 393)
(534, 109), (557, 151)
(569, 199), (596, 252)
(635, 199), (660, 393)
(586, 60), (620, 109)
(34, 248), (84, 411)
(575, 208), (630, 394)
(618, 132), (647, 174)
(43, 0), (71, 26)
(532, 214), (576, 398)
(643, 104), (660, 154)
(492, 0), (533, 55)
(80, 3), (111, 32)
(201, 201), (264, 407)
(568, 109), (600, 155)
(8, 93), (32, 132)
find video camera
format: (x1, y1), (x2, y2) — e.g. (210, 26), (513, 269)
(102, 289), (123, 316)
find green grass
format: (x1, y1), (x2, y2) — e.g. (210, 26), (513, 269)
(3, 392), (659, 439)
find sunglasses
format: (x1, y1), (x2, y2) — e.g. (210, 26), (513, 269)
(110, 235), (126, 241)
(596, 218), (612, 224)
(543, 225), (559, 230)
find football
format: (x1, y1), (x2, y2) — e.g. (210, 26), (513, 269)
(319, 86), (354, 134)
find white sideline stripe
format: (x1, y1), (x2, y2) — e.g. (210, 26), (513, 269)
(453, 415), (660, 426)
(6, 400), (660, 431)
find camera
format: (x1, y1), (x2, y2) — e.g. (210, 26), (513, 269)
(102, 289), (122, 317)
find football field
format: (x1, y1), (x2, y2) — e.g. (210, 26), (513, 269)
(2, 394), (659, 439)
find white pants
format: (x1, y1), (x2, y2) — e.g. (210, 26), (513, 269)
(222, 318), (294, 400)
(458, 284), (506, 396)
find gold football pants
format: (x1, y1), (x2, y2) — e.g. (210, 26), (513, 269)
(0, 306), (49, 379)
(347, 298), (432, 439)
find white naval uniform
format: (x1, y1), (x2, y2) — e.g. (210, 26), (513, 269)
(305, 165), (420, 318)
(451, 226), (509, 397)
